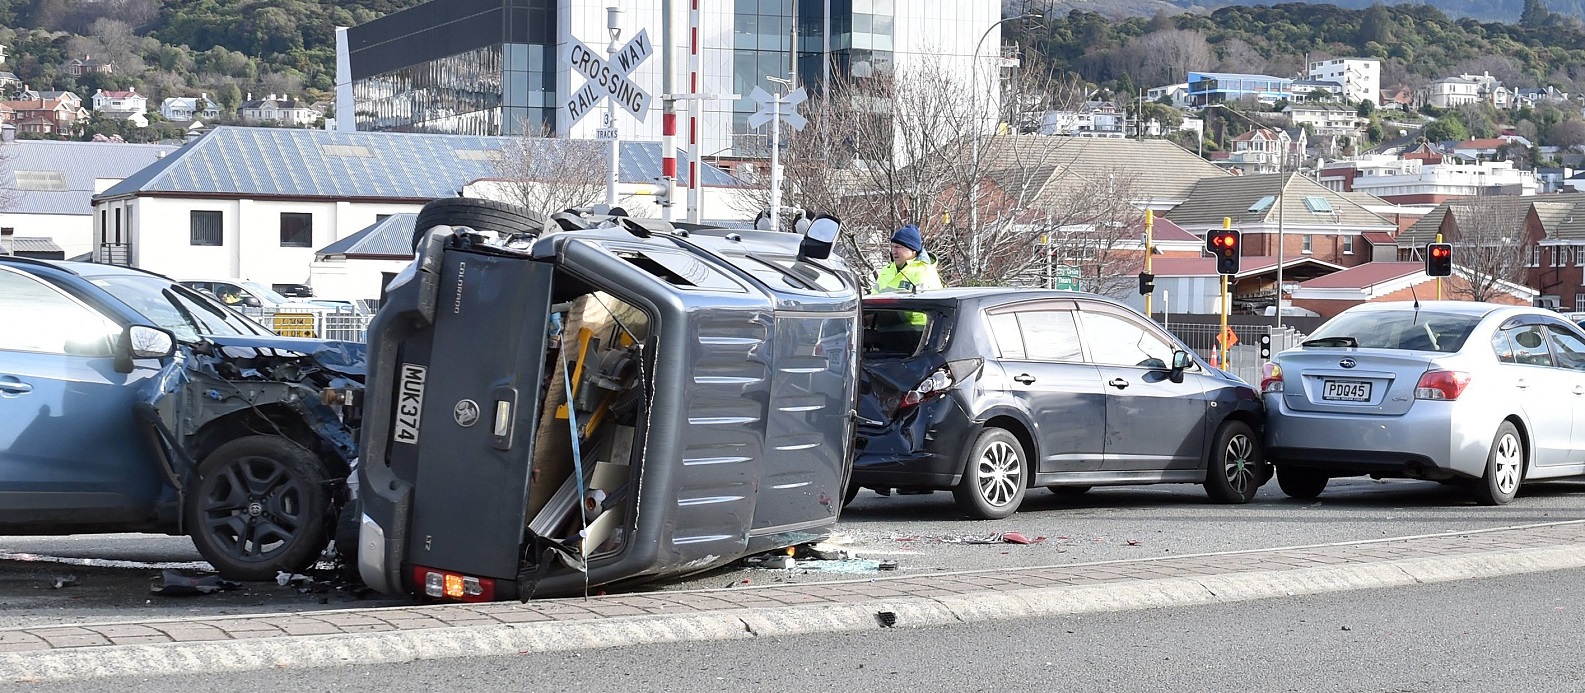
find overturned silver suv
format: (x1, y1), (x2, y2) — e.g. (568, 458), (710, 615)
(354, 199), (862, 601)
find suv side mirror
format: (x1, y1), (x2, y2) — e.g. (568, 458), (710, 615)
(243, 296), (263, 308)
(1169, 349), (1191, 383)
(114, 324), (176, 373)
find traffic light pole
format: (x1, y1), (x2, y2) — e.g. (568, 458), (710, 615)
(1221, 216), (1231, 369)
(1145, 211), (1154, 319)
(1436, 232), (1443, 300)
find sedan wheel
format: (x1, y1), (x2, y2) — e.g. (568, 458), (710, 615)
(185, 436), (333, 581)
(953, 428), (1026, 520)
(1471, 421), (1524, 506)
(1203, 420), (1266, 504)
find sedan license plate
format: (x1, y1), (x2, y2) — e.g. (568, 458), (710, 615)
(1322, 379), (1371, 402)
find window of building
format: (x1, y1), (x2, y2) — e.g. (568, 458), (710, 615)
(1342, 236), (1354, 254)
(190, 211), (222, 246)
(1304, 196), (1333, 213)
(1248, 195), (1276, 213)
(280, 212), (313, 248)
(1302, 235), (1313, 253)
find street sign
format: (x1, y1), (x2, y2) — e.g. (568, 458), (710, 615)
(272, 313), (317, 338)
(748, 85), (808, 131)
(1052, 264), (1081, 290)
(595, 127), (618, 140)
(560, 28), (654, 126)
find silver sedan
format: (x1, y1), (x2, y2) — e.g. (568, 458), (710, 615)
(1263, 301), (1585, 505)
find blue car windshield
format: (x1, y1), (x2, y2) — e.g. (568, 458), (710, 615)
(87, 275), (270, 342)
(1306, 310), (1480, 353)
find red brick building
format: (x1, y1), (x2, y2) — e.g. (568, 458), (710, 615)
(1290, 261), (1535, 319)
(1397, 194), (1585, 311)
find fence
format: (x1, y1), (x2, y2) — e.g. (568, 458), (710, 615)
(240, 307), (376, 343)
(1163, 321), (1305, 385)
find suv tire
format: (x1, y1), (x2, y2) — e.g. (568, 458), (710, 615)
(953, 427), (1026, 520)
(1203, 420), (1266, 503)
(186, 435), (333, 581)
(412, 198), (545, 250)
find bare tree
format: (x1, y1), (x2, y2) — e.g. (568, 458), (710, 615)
(493, 125), (609, 217)
(1445, 196), (1530, 302)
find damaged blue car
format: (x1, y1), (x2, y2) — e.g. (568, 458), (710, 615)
(0, 258), (363, 580)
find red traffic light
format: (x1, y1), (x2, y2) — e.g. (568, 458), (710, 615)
(1430, 245), (1450, 258)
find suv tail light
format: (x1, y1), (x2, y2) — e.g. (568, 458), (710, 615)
(898, 358), (982, 411)
(413, 565), (496, 602)
(1260, 362), (1283, 393)
(1414, 370), (1470, 401)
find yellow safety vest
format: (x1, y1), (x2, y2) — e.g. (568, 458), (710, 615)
(876, 258), (943, 293)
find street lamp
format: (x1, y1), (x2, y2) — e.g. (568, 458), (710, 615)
(969, 13), (1040, 246)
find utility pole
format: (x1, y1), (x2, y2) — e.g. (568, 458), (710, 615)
(1274, 153), (1287, 327)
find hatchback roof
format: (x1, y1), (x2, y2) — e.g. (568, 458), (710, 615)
(0, 256), (164, 280)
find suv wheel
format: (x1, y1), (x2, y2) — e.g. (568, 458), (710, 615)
(1203, 420), (1266, 503)
(185, 435), (333, 581)
(953, 428), (1026, 520)
(411, 198), (545, 250)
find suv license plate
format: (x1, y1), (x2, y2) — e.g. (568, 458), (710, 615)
(1322, 380), (1371, 402)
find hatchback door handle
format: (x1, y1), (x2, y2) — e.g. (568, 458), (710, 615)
(1516, 379), (1529, 389)
(1013, 373), (1036, 385)
(1108, 378), (1129, 389)
(0, 380), (32, 394)
(1575, 386), (1585, 396)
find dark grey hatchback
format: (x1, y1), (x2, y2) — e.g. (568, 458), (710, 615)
(850, 289), (1267, 519)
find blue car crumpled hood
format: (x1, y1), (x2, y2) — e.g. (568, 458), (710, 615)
(137, 335), (367, 477)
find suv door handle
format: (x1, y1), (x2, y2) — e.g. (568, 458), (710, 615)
(1013, 373), (1036, 385)
(0, 380), (32, 394)
(1108, 378), (1129, 389)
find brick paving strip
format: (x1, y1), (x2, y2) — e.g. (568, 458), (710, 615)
(5, 520), (1585, 682)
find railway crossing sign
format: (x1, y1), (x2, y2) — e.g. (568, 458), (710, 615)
(561, 28), (654, 126)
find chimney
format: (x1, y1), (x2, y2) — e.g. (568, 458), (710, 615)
(247, 92), (252, 101)
(0, 227), (13, 256)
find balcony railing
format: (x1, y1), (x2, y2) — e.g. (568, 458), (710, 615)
(98, 243), (130, 266)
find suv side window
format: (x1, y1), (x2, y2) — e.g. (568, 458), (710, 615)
(1080, 310), (1175, 369)
(0, 268), (119, 356)
(1017, 311), (1083, 362)
(987, 312), (1025, 360)
(1547, 325), (1585, 371)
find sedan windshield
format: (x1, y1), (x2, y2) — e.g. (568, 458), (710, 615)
(87, 274), (270, 342)
(1305, 310), (1481, 353)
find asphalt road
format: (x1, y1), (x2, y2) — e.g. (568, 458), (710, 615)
(12, 557), (1584, 692)
(2, 476), (1583, 627)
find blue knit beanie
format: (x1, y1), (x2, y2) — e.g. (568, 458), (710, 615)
(890, 224), (923, 253)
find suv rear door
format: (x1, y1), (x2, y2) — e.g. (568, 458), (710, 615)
(1077, 304), (1207, 472)
(984, 302), (1105, 473)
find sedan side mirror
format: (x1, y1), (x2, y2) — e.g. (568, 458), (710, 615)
(1169, 349), (1192, 383)
(243, 296), (263, 308)
(114, 325), (176, 373)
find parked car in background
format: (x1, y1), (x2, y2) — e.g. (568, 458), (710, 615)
(180, 279), (360, 313)
(850, 289), (1267, 520)
(0, 258), (364, 579)
(273, 283), (315, 298)
(1264, 301), (1585, 505)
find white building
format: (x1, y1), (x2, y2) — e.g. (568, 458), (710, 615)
(1318, 153), (1540, 205)
(90, 126), (744, 298)
(90, 89), (146, 115)
(1424, 77), (1480, 108)
(1284, 102), (1359, 136)
(334, 0), (1000, 158)
(0, 139), (178, 259)
(240, 94), (318, 127)
(1146, 82), (1190, 108)
(1038, 102), (1126, 138)
(160, 93), (220, 121)
(1307, 58), (1379, 105)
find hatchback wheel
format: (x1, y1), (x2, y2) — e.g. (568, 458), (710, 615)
(1276, 465), (1328, 499)
(953, 428), (1026, 520)
(185, 436), (333, 581)
(1203, 420), (1266, 503)
(1470, 421), (1523, 506)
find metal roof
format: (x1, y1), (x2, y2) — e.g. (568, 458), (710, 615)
(317, 214), (415, 258)
(9, 237), (62, 253)
(96, 126), (741, 201)
(1, 139), (179, 216)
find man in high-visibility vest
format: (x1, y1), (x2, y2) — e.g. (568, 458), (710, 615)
(875, 224), (943, 293)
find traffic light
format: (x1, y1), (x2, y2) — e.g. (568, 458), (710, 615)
(1426, 242), (1453, 277)
(1207, 229), (1241, 275)
(1138, 271), (1155, 296)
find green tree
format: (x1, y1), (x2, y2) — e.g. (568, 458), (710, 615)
(1424, 114), (1469, 143)
(1357, 99), (1376, 117)
(1147, 9), (1174, 33)
(1360, 3), (1394, 44)
(215, 83), (241, 114)
(1521, 0), (1552, 28)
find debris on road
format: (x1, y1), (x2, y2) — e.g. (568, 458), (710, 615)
(49, 575), (77, 589)
(150, 570), (240, 597)
(941, 532), (1047, 545)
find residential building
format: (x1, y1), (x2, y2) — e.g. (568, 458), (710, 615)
(240, 94), (318, 127)
(160, 93), (220, 121)
(91, 89), (147, 115)
(1186, 72), (1293, 106)
(1166, 172), (1398, 273)
(1317, 154), (1540, 205)
(333, 0), (999, 156)
(1423, 77), (1480, 108)
(1289, 261), (1533, 319)
(1397, 194), (1585, 310)
(0, 91), (86, 134)
(99, 110), (149, 129)
(1517, 85), (1569, 104)
(1307, 58), (1380, 105)
(978, 136), (1231, 214)
(1216, 127), (1301, 175)
(1449, 136), (1531, 161)
(64, 54), (113, 76)
(310, 213), (418, 301)
(1146, 82), (1190, 108)
(1456, 71), (1511, 109)
(0, 139), (178, 259)
(90, 126), (741, 296)
(1289, 79), (1344, 103)
(1380, 83), (1415, 109)
(1140, 255), (1346, 315)
(1038, 101), (1126, 138)
(1284, 102), (1359, 136)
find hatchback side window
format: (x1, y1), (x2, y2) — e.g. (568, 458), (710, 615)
(1504, 326), (1554, 367)
(1081, 311), (1175, 369)
(1547, 325), (1585, 371)
(987, 312), (1025, 360)
(1017, 311), (1083, 362)
(0, 268), (118, 356)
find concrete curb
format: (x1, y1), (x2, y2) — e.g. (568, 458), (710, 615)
(7, 543), (1584, 683)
